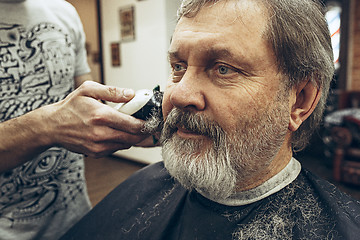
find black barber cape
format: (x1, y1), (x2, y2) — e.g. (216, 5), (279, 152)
(61, 162), (360, 240)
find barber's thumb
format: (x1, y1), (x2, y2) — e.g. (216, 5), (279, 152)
(123, 88), (135, 100)
(77, 81), (135, 103)
(117, 88), (135, 103)
(102, 86), (135, 103)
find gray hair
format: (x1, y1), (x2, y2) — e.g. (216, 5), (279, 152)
(177, 0), (335, 151)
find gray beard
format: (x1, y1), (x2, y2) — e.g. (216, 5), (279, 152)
(157, 98), (289, 201)
(162, 129), (238, 200)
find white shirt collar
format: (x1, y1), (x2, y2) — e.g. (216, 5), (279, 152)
(199, 157), (302, 206)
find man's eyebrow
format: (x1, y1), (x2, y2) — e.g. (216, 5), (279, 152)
(206, 49), (236, 61)
(167, 48), (254, 70)
(167, 51), (180, 61)
(168, 48), (245, 60)
(167, 49), (235, 61)
(206, 48), (254, 69)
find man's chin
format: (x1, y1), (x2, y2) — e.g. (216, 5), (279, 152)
(165, 165), (236, 200)
(162, 136), (237, 201)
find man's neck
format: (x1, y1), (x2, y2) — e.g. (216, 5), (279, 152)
(241, 152), (292, 191)
(237, 136), (294, 191)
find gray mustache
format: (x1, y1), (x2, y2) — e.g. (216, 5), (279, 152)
(162, 109), (225, 145)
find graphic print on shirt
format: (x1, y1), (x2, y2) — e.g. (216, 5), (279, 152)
(0, 23), (85, 226)
(0, 22), (75, 122)
(0, 148), (85, 226)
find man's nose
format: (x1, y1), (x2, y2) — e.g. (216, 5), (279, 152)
(169, 70), (206, 111)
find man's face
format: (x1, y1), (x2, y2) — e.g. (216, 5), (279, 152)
(161, 0), (292, 199)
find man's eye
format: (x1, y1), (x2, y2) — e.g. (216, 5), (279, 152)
(173, 63), (186, 72)
(217, 64), (236, 75)
(218, 65), (229, 74)
(171, 63), (186, 82)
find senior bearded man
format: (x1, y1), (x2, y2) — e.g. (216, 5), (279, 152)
(61, 0), (360, 239)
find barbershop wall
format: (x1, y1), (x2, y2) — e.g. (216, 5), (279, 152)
(100, 0), (179, 91)
(99, 0), (180, 164)
(67, 0), (101, 83)
(350, 0), (360, 90)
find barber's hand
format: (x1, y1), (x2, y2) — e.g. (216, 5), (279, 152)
(135, 132), (161, 147)
(43, 81), (149, 158)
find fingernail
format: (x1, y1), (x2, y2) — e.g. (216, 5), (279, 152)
(123, 89), (135, 98)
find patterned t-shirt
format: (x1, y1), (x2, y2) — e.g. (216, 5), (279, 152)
(0, 0), (91, 239)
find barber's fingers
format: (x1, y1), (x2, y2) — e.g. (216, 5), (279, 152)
(87, 104), (146, 135)
(109, 114), (146, 135)
(84, 124), (148, 144)
(74, 81), (135, 103)
(70, 141), (133, 159)
(59, 125), (149, 158)
(81, 130), (150, 158)
(135, 134), (161, 147)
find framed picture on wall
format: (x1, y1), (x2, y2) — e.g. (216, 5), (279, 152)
(119, 5), (135, 41)
(111, 42), (121, 67)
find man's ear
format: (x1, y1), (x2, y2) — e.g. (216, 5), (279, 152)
(289, 80), (321, 132)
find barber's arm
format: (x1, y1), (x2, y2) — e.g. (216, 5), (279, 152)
(74, 73), (93, 88)
(0, 79), (149, 173)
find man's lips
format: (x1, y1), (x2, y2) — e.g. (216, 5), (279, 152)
(176, 125), (204, 139)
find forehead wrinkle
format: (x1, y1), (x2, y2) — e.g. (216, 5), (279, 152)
(183, 0), (270, 46)
(170, 0), (273, 72)
(188, 0), (269, 34)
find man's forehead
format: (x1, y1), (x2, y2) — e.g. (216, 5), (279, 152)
(177, 0), (268, 26)
(170, 0), (272, 66)
(173, 0), (269, 46)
